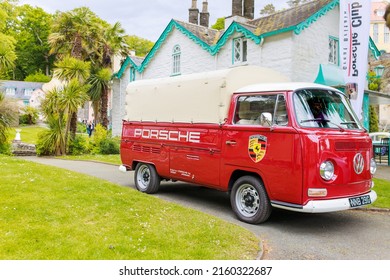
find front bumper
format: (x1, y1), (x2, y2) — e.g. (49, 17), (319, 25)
(271, 190), (377, 213)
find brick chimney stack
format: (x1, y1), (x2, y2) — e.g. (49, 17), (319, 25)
(232, 0), (254, 19)
(244, 0), (254, 19)
(199, 1), (210, 27)
(189, 0), (199, 25)
(232, 0), (243, 17)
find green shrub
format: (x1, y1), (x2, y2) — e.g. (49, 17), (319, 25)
(19, 106), (39, 125)
(69, 135), (88, 155)
(77, 122), (87, 133)
(36, 131), (54, 156)
(0, 142), (11, 155)
(99, 137), (120, 154)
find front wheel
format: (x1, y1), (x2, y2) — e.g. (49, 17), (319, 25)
(230, 176), (272, 224)
(134, 163), (160, 194)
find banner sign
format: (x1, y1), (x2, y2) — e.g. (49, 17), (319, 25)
(339, 0), (371, 120)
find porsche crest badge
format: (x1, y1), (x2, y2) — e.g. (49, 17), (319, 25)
(248, 135), (267, 163)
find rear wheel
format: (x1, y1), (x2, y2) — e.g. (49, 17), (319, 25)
(230, 176), (271, 224)
(134, 163), (160, 194)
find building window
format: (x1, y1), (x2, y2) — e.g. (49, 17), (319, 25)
(385, 27), (389, 44)
(24, 88), (34, 96)
(172, 45), (181, 75)
(328, 37), (339, 65)
(130, 68), (136, 82)
(373, 24), (379, 43)
(5, 88), (16, 96)
(233, 37), (248, 64)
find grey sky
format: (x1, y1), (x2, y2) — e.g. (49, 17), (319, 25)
(19, 0), (289, 41)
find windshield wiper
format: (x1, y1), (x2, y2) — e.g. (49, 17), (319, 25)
(300, 118), (323, 123)
(300, 119), (345, 132)
(340, 121), (357, 125)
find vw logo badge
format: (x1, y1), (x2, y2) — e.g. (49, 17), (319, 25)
(353, 153), (364, 175)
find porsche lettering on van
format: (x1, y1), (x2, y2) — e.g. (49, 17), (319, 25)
(133, 128), (201, 143)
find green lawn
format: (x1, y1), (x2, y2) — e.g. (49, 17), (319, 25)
(8, 125), (48, 145)
(0, 155), (259, 260)
(371, 178), (390, 209)
(59, 154), (121, 165)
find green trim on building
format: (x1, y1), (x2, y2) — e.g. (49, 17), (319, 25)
(294, 0), (339, 35)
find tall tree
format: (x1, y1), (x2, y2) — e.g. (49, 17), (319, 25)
(96, 22), (129, 128)
(53, 56), (90, 141)
(0, 33), (17, 78)
(287, 0), (313, 7)
(87, 68), (112, 128)
(260, 4), (276, 16)
(125, 35), (153, 57)
(11, 5), (54, 79)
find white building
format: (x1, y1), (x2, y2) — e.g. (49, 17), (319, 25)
(112, 0), (383, 136)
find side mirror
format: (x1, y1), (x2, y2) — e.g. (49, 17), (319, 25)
(260, 112), (272, 126)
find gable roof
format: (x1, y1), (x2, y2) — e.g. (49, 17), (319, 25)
(114, 0), (380, 78)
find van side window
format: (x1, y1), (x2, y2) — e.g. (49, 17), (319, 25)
(274, 94), (288, 126)
(234, 95), (277, 126)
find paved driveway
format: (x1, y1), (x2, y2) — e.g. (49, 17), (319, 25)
(21, 157), (390, 260)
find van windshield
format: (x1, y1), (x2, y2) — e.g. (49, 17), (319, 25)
(293, 88), (363, 130)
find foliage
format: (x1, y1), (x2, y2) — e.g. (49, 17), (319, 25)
(24, 71), (51, 82)
(369, 106), (379, 133)
(0, 33), (17, 79)
(54, 56), (91, 82)
(77, 121), (87, 133)
(68, 134), (88, 155)
(0, 155), (260, 260)
(19, 105), (39, 125)
(125, 35), (153, 57)
(7, 4), (54, 80)
(368, 70), (381, 91)
(260, 4), (277, 16)
(87, 67), (112, 127)
(99, 137), (120, 154)
(0, 92), (17, 144)
(0, 141), (11, 155)
(211, 17), (225, 30)
(36, 115), (66, 156)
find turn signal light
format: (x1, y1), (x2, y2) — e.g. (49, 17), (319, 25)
(308, 188), (328, 197)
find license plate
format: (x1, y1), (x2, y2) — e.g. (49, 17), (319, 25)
(349, 195), (371, 208)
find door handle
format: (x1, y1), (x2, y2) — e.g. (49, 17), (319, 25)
(225, 140), (237, 145)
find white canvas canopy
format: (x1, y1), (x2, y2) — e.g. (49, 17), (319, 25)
(125, 66), (290, 124)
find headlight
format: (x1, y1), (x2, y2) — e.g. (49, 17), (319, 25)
(320, 160), (334, 181)
(370, 158), (377, 175)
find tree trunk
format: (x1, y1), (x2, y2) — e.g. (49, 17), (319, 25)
(70, 111), (78, 141)
(101, 87), (109, 129)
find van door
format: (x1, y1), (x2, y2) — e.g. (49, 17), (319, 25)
(221, 93), (303, 205)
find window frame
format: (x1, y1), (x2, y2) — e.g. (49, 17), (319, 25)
(232, 37), (248, 65)
(328, 36), (339, 66)
(171, 44), (181, 76)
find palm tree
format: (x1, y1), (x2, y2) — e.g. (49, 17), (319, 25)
(0, 33), (17, 78)
(93, 22), (129, 129)
(53, 56), (90, 141)
(87, 68), (112, 128)
(59, 79), (89, 146)
(49, 7), (99, 60)
(0, 91), (16, 144)
(49, 8), (129, 130)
